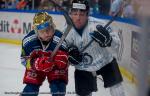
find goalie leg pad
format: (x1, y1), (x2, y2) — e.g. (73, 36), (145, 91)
(96, 58), (123, 88)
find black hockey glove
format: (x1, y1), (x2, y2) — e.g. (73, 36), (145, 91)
(90, 25), (112, 47)
(68, 46), (83, 65)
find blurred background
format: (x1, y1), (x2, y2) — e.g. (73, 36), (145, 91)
(0, 0), (149, 96)
(0, 0), (141, 19)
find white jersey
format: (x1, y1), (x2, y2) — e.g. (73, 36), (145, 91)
(65, 17), (121, 72)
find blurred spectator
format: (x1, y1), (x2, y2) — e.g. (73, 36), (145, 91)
(16, 0), (28, 9)
(38, 0), (67, 12)
(0, 0), (5, 9)
(53, 0), (64, 11)
(34, 0), (41, 9)
(93, 0), (100, 14)
(122, 0), (135, 19)
(109, 0), (124, 16)
(20, 0), (41, 10)
(99, 0), (111, 15)
(16, 0), (40, 10)
(90, 0), (111, 15)
(131, 0), (141, 17)
(38, 0), (55, 11)
(62, 0), (71, 11)
(3, 0), (19, 9)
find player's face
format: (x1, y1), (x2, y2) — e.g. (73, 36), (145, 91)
(70, 9), (88, 29)
(37, 26), (54, 41)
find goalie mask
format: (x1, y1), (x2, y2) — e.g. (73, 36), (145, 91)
(71, 0), (89, 11)
(33, 12), (55, 31)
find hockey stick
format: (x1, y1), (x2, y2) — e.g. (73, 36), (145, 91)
(49, 0), (74, 59)
(80, 13), (119, 52)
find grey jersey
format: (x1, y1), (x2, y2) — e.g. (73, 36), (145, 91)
(65, 17), (121, 72)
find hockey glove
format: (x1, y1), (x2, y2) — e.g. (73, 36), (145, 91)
(68, 46), (83, 65)
(90, 25), (112, 47)
(53, 50), (69, 70)
(30, 50), (43, 65)
(34, 57), (54, 72)
(30, 50), (51, 67)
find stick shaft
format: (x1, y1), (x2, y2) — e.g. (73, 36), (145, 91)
(49, 0), (73, 59)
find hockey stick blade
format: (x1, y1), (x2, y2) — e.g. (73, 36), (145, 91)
(81, 13), (119, 52)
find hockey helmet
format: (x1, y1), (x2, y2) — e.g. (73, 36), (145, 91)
(71, 0), (89, 11)
(33, 12), (55, 31)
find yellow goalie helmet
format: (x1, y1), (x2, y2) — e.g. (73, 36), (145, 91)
(33, 12), (55, 31)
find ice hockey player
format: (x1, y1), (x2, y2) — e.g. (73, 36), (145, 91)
(20, 12), (69, 96)
(66, 0), (126, 96)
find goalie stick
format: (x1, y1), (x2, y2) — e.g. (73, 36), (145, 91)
(48, 0), (74, 60)
(80, 13), (119, 52)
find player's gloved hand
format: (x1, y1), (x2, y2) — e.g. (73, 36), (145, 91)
(34, 57), (54, 72)
(53, 50), (69, 70)
(90, 25), (112, 47)
(30, 50), (43, 64)
(30, 50), (51, 65)
(68, 46), (83, 65)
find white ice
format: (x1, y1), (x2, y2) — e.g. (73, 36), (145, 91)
(0, 43), (137, 96)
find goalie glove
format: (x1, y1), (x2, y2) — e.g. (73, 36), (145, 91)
(90, 25), (112, 47)
(68, 46), (83, 65)
(34, 57), (55, 72)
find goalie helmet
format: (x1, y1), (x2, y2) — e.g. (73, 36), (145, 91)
(33, 12), (55, 31)
(71, 0), (89, 11)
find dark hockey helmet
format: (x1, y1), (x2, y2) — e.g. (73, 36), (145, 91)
(71, 0), (89, 11)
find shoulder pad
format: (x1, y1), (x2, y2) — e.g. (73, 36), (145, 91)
(23, 30), (37, 47)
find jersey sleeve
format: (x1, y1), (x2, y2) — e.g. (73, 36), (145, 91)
(20, 30), (37, 68)
(20, 40), (28, 67)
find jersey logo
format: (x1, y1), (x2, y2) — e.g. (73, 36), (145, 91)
(80, 53), (93, 68)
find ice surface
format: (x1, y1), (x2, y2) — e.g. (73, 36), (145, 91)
(0, 43), (137, 96)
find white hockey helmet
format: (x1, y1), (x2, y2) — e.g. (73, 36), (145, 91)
(71, 0), (89, 11)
